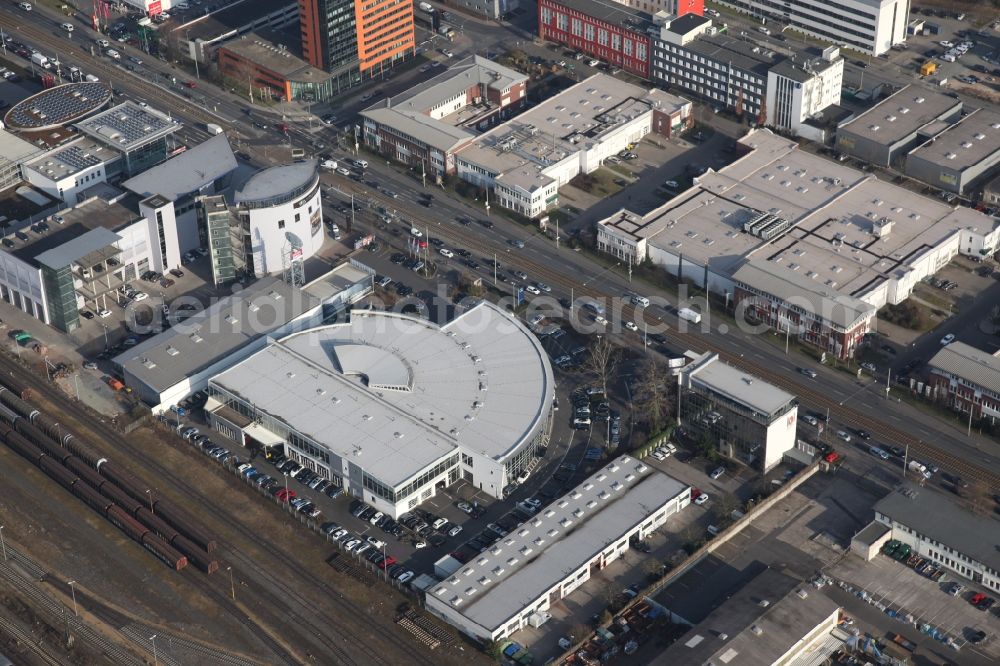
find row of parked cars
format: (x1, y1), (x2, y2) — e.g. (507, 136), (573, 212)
(321, 522), (413, 582)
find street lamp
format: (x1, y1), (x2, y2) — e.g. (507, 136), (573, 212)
(150, 634), (158, 666)
(145, 489), (154, 514)
(68, 580), (78, 616)
(0, 525), (7, 562)
(227, 566), (235, 600)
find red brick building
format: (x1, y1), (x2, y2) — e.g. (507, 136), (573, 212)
(539, 0), (706, 80)
(732, 260), (876, 361)
(927, 342), (1000, 421)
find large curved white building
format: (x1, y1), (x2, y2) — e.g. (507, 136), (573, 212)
(206, 302), (555, 517)
(234, 160), (323, 277)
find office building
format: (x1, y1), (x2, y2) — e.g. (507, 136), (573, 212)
(926, 342), (1000, 421)
(22, 137), (117, 207)
(903, 107), (1000, 196)
(874, 484), (1000, 592)
(595, 129), (1000, 359)
(426, 457), (689, 642)
(298, 0), (415, 81)
(208, 302), (555, 516)
(456, 75), (691, 218)
(360, 56), (529, 179)
(74, 101), (181, 179)
(713, 0), (910, 55)
(122, 132), (239, 271)
(652, 14), (843, 135)
(217, 33), (336, 103)
(232, 160), (323, 278)
(168, 0), (300, 65)
(678, 351), (798, 471)
(538, 0), (654, 79)
(651, 568), (842, 665)
(835, 85), (963, 166)
(0, 196), (161, 332)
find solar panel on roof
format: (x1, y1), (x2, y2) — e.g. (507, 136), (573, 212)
(3, 82), (112, 130)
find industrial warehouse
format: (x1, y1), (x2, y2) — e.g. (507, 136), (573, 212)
(425, 456), (689, 643)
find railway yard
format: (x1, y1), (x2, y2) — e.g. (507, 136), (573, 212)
(0, 348), (478, 666)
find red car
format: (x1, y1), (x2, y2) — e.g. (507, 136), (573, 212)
(275, 122), (290, 133)
(274, 488), (296, 502)
(970, 592), (986, 606)
(378, 556), (397, 570)
(183, 81), (197, 88)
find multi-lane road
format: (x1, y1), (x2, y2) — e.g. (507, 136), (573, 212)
(6, 5), (1000, 489)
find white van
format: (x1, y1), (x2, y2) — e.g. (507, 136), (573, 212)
(677, 307), (702, 324)
(631, 295), (650, 307)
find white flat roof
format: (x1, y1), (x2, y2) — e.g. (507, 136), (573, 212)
(26, 136), (115, 181)
(600, 129), (1000, 302)
(683, 351), (797, 418)
(458, 75), (689, 193)
(211, 302), (554, 487)
(429, 457), (688, 632)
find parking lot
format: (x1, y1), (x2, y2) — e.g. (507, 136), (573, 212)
(830, 551), (1000, 659)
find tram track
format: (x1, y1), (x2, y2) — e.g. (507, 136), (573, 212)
(336, 181), (1000, 490)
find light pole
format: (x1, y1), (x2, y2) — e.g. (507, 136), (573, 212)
(227, 566), (235, 600)
(145, 489), (154, 514)
(150, 634), (158, 666)
(68, 580), (78, 616)
(0, 525), (7, 562)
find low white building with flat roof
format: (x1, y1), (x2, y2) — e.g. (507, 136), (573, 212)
(456, 74), (691, 218)
(679, 351), (798, 471)
(426, 456), (689, 642)
(23, 137), (118, 206)
(596, 128), (1000, 358)
(207, 302), (555, 515)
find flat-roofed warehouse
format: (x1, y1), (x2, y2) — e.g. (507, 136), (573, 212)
(835, 85), (962, 166)
(207, 302), (555, 516)
(903, 107), (1000, 195)
(426, 456), (689, 643)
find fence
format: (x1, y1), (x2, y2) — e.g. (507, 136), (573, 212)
(554, 458), (823, 664)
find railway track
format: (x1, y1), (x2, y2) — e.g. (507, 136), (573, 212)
(0, 547), (145, 665)
(337, 183), (1000, 490)
(0, 354), (436, 666)
(0, 614), (64, 666)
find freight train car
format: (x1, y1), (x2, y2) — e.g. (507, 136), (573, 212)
(152, 500), (217, 553)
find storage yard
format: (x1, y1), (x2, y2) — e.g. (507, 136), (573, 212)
(0, 349), (479, 665)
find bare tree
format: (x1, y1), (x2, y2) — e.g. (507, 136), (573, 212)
(584, 336), (621, 395)
(632, 358), (673, 433)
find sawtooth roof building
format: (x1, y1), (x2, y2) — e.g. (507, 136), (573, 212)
(596, 128), (1000, 359)
(426, 456), (690, 643)
(207, 302), (555, 516)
